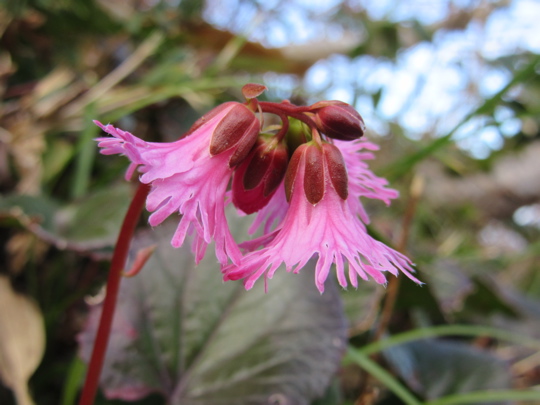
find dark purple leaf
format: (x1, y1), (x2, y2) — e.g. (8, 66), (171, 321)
(78, 219), (348, 405)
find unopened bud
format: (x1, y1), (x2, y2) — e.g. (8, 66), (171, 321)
(310, 101), (365, 141)
(210, 103), (260, 167)
(232, 139), (288, 214)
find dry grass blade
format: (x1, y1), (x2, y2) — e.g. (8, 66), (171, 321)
(61, 31), (164, 119)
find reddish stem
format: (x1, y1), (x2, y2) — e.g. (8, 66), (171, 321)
(311, 128), (323, 145)
(258, 101), (318, 130)
(78, 182), (150, 405)
(271, 111), (290, 143)
(258, 100), (311, 115)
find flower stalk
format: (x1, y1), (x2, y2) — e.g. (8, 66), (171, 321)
(78, 182), (150, 405)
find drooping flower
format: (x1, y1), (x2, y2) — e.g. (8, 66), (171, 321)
(223, 141), (419, 293)
(95, 102), (260, 265)
(243, 138), (400, 236)
(96, 83), (419, 292)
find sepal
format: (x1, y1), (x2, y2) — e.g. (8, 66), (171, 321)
(242, 83), (267, 100)
(210, 103), (260, 167)
(303, 144), (325, 205)
(322, 143), (348, 200)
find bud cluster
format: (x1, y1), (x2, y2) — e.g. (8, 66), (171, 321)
(203, 83), (366, 213)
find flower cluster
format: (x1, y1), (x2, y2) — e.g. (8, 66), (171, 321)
(96, 84), (419, 292)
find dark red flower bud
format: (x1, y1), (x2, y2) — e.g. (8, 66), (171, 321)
(232, 139), (288, 214)
(322, 143), (348, 200)
(210, 103), (260, 167)
(284, 142), (325, 205)
(310, 101), (365, 141)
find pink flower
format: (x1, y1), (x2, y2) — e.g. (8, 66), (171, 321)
(223, 141), (418, 293)
(247, 139), (399, 235)
(95, 102), (260, 265)
(95, 83), (419, 292)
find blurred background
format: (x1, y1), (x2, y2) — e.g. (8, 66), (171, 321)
(1, 0), (540, 404)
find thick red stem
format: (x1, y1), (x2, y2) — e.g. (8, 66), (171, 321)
(258, 101), (311, 115)
(258, 101), (318, 130)
(78, 182), (151, 405)
(271, 111), (290, 143)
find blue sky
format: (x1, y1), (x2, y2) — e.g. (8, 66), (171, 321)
(205, 0), (540, 158)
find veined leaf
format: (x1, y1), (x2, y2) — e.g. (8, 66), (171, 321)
(384, 339), (511, 404)
(78, 221), (348, 405)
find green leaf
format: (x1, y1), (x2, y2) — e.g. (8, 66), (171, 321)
(421, 259), (474, 316)
(61, 356), (86, 405)
(0, 184), (133, 251)
(42, 139), (75, 186)
(0, 194), (60, 231)
(459, 277), (519, 319)
(311, 378), (342, 405)
(383, 339), (512, 404)
(395, 273), (446, 323)
(341, 283), (385, 336)
(78, 221), (348, 405)
(345, 347), (421, 405)
(71, 104), (99, 199)
(54, 183), (133, 248)
(359, 324), (540, 356)
(424, 389), (540, 405)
